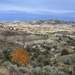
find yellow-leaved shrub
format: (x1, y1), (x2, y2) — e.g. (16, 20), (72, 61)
(12, 49), (30, 66)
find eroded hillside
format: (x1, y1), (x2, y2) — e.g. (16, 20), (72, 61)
(0, 20), (75, 75)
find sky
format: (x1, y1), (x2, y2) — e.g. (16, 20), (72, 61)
(0, 0), (75, 21)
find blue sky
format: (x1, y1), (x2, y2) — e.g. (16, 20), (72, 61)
(0, 0), (75, 21)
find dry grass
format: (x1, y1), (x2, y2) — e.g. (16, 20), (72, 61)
(0, 67), (10, 75)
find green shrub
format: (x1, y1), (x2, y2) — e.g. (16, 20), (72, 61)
(52, 45), (57, 50)
(61, 49), (69, 55)
(3, 50), (12, 61)
(41, 45), (51, 50)
(26, 45), (31, 52)
(67, 40), (75, 46)
(31, 68), (52, 75)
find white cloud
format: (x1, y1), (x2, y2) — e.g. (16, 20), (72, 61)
(0, 4), (74, 15)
